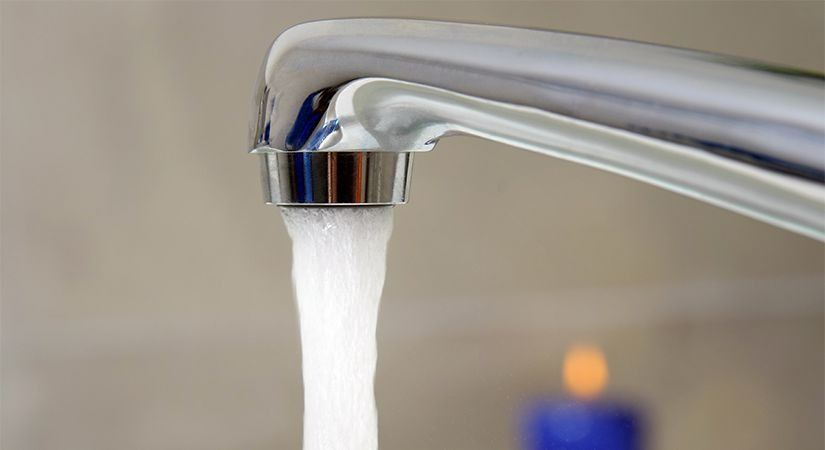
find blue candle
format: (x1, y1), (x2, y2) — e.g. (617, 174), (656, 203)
(520, 345), (644, 450)
(520, 397), (644, 450)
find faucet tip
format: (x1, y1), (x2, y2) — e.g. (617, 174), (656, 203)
(259, 151), (413, 206)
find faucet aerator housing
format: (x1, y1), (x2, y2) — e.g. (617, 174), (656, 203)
(258, 151), (413, 205)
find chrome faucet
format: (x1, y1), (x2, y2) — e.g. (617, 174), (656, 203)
(249, 19), (825, 240)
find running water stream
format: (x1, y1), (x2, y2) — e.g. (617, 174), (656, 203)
(282, 207), (394, 450)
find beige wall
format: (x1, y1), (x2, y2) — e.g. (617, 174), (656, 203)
(2, 2), (823, 450)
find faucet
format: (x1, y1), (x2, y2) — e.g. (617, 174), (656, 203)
(249, 19), (825, 240)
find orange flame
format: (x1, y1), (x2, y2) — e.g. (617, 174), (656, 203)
(563, 344), (609, 400)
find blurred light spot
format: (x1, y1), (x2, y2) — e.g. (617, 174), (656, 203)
(563, 344), (608, 399)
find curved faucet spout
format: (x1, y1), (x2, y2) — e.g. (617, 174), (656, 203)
(249, 19), (825, 240)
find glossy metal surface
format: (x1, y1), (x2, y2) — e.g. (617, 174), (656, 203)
(261, 151), (412, 205)
(249, 19), (825, 239)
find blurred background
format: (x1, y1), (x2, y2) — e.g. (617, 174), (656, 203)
(2, 2), (823, 449)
